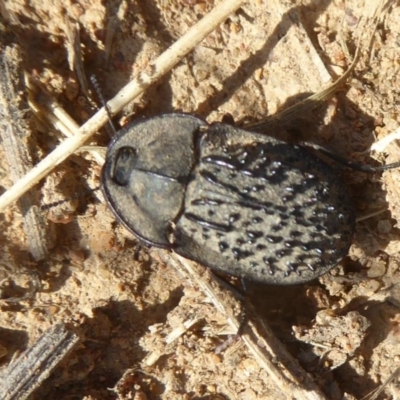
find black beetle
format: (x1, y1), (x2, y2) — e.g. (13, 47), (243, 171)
(101, 113), (355, 285)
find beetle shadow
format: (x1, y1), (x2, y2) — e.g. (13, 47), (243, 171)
(339, 294), (400, 398)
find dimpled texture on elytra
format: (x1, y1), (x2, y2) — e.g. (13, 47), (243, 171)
(173, 122), (355, 285)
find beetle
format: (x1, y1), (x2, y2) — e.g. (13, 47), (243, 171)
(101, 113), (355, 285)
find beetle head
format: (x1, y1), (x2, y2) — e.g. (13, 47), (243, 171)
(101, 114), (206, 247)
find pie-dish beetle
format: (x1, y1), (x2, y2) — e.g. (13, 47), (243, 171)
(101, 113), (355, 285)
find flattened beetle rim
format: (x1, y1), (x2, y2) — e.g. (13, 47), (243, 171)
(100, 113), (208, 249)
(105, 112), (208, 149)
(175, 244), (350, 285)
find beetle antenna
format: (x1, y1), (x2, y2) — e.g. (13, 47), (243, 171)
(90, 75), (118, 136)
(40, 186), (100, 211)
(303, 142), (400, 173)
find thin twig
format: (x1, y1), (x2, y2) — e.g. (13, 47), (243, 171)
(371, 126), (400, 152)
(27, 77), (105, 165)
